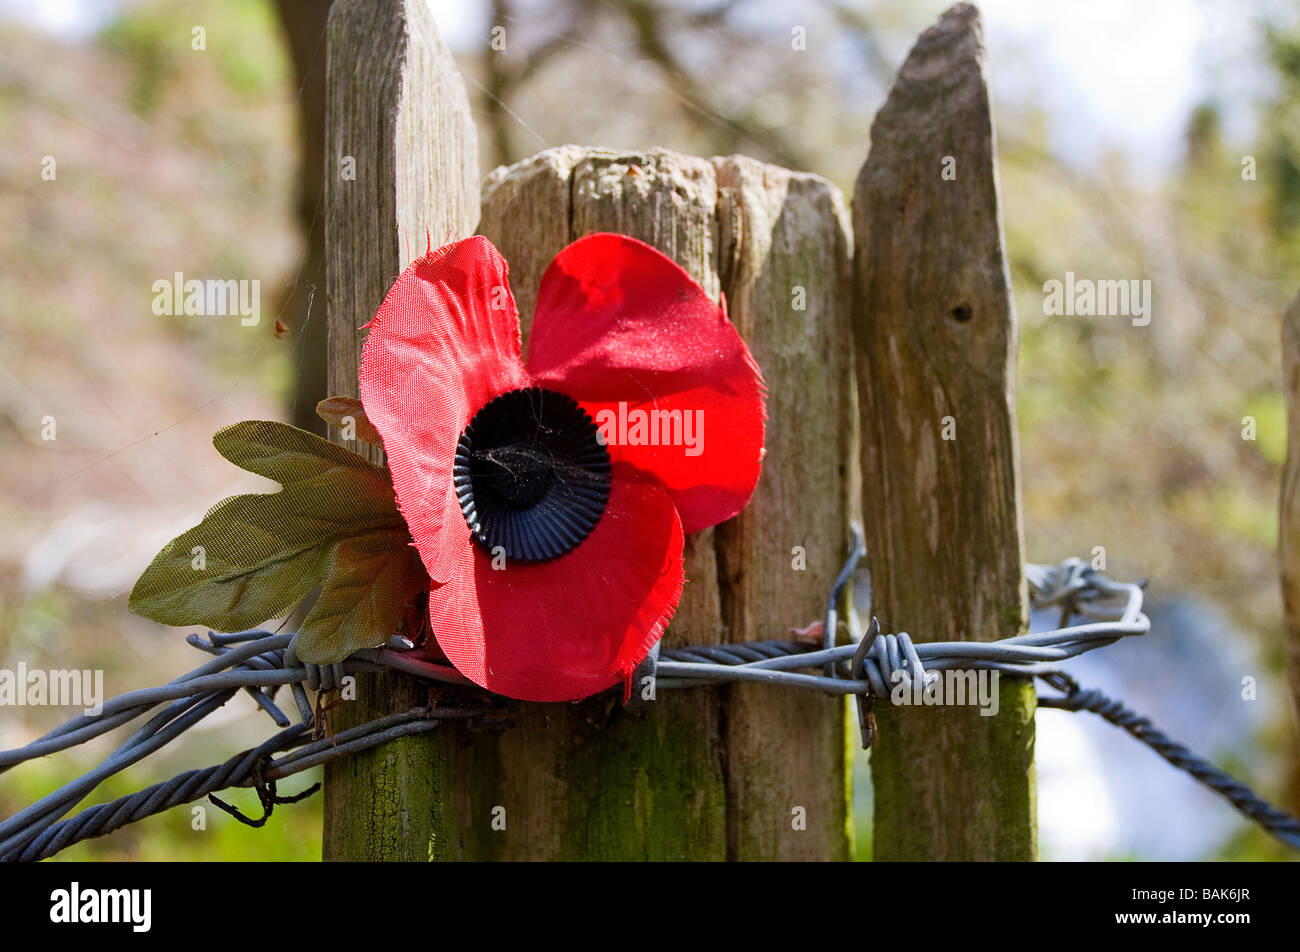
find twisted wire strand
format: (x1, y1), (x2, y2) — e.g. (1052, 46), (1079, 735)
(1037, 672), (1300, 851)
(1, 708), (493, 862)
(654, 557), (1147, 694)
(3, 722), (314, 863)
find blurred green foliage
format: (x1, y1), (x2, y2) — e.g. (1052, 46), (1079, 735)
(100, 0), (289, 114)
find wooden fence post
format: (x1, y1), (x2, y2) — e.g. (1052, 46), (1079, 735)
(852, 2), (1037, 860)
(444, 147), (856, 860)
(320, 0), (479, 861)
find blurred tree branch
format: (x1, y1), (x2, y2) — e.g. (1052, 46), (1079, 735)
(614, 0), (808, 169)
(480, 0), (814, 171)
(485, 0), (587, 166)
(274, 0), (332, 435)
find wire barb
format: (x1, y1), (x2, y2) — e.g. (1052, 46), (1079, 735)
(207, 752), (321, 828)
(1, 534), (1297, 859)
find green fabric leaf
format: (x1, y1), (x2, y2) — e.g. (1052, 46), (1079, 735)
(129, 420), (413, 634)
(294, 528), (426, 664)
(213, 419), (386, 486)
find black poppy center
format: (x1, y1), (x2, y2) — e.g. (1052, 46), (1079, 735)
(454, 387), (611, 562)
(479, 442), (557, 506)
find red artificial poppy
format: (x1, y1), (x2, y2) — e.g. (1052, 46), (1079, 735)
(358, 233), (765, 701)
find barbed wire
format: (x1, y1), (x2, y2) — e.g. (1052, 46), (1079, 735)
(0, 709), (490, 862)
(0, 636), (499, 862)
(1036, 672), (1300, 849)
(2, 527), (1297, 859)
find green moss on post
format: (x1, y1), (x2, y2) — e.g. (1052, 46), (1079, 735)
(433, 691), (729, 861)
(871, 679), (1037, 860)
(323, 672), (446, 862)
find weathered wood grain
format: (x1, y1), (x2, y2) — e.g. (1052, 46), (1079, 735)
(713, 155), (856, 860)
(321, 0), (478, 862)
(852, 2), (1036, 860)
(323, 0), (478, 431)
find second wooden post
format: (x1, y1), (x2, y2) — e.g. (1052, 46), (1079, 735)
(853, 3), (1037, 860)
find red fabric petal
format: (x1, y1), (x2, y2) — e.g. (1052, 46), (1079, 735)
(428, 466), (684, 701)
(359, 236), (529, 584)
(526, 233), (765, 533)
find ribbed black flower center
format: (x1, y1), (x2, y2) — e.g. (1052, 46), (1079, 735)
(454, 387), (611, 562)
